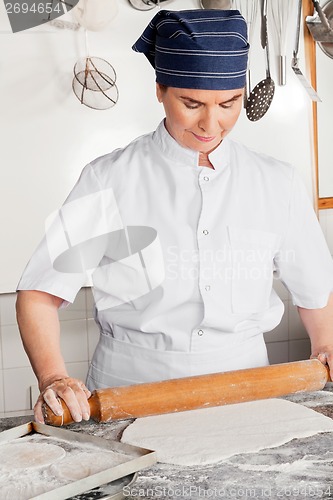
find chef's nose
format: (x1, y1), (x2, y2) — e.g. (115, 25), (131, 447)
(198, 107), (219, 134)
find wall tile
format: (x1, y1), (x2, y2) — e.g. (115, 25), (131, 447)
(266, 341), (289, 365)
(64, 361), (89, 385)
(3, 366), (38, 412)
(0, 371), (4, 413)
(288, 301), (308, 340)
(60, 319), (88, 363)
(1, 324), (31, 369)
(264, 301), (288, 343)
(289, 339), (312, 362)
(85, 287), (95, 319)
(2, 320), (89, 369)
(58, 288), (87, 321)
(3, 363), (89, 413)
(273, 278), (289, 301)
(0, 409), (34, 418)
(0, 327), (3, 370)
(0, 293), (17, 326)
(87, 318), (99, 361)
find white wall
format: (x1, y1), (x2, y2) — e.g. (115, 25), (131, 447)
(0, 0), (317, 292)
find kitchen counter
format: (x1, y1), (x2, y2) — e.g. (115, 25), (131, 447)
(1, 387), (333, 500)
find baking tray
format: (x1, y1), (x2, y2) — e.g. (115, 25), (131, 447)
(69, 473), (137, 500)
(0, 421), (157, 500)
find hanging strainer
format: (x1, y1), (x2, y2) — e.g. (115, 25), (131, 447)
(72, 56), (119, 110)
(245, 0), (275, 121)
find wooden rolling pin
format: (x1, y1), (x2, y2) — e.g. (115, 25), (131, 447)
(43, 359), (330, 426)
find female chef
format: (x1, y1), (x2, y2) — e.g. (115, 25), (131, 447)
(16, 9), (333, 424)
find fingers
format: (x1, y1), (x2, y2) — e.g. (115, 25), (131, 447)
(34, 394), (46, 424)
(311, 352), (333, 381)
(325, 353), (333, 382)
(36, 377), (91, 424)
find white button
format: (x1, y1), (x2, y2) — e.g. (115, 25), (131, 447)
(203, 229), (209, 235)
(205, 285), (211, 291)
(198, 329), (204, 336)
(203, 176), (210, 182)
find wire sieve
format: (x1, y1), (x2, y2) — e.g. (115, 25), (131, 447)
(72, 56), (119, 110)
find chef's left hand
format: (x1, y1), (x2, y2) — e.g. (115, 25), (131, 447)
(310, 345), (333, 381)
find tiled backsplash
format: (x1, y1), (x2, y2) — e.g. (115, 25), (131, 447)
(0, 288), (98, 416)
(0, 283), (310, 416)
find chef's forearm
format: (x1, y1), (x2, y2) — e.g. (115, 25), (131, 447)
(297, 293), (333, 354)
(16, 290), (69, 390)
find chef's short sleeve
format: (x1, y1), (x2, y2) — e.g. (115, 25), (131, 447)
(275, 169), (333, 309)
(17, 162), (114, 306)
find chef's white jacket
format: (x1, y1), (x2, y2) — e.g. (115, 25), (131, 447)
(18, 121), (333, 388)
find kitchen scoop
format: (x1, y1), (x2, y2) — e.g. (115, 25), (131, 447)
(43, 359), (330, 426)
(307, 0), (333, 43)
(246, 0), (275, 121)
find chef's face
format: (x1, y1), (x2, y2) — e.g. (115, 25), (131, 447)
(156, 84), (244, 154)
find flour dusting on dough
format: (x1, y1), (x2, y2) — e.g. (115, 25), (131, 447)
(121, 399), (333, 466)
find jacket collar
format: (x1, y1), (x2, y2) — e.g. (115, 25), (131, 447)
(152, 120), (230, 172)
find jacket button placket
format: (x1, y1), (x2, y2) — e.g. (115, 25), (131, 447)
(192, 169), (215, 349)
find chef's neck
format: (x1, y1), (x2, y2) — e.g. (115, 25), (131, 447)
(198, 151), (214, 169)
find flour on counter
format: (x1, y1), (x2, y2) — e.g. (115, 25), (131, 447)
(121, 398), (333, 466)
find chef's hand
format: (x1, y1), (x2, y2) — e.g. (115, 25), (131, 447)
(310, 345), (333, 381)
(34, 377), (91, 424)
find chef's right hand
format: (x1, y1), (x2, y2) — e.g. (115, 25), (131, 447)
(34, 377), (91, 424)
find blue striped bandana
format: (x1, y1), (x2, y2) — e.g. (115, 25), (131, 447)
(132, 9), (249, 90)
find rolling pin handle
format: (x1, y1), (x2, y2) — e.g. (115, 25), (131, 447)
(42, 391), (100, 426)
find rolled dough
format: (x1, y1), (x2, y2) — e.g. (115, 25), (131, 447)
(0, 442), (66, 469)
(121, 398), (333, 466)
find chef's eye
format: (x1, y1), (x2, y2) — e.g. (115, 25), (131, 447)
(183, 101), (201, 109)
(220, 102), (233, 109)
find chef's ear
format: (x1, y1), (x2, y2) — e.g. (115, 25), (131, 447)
(156, 83), (167, 103)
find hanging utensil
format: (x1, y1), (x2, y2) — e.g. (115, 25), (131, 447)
(268, 0), (295, 86)
(128, 0), (171, 10)
(317, 0), (333, 58)
(72, 56), (119, 110)
(292, 0), (321, 101)
(259, 0), (267, 48)
(72, 30), (119, 110)
(233, 0), (259, 106)
(312, 0), (333, 35)
(200, 0), (231, 8)
(307, 0), (333, 58)
(246, 0), (275, 121)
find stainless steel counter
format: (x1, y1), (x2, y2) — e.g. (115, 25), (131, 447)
(1, 388), (333, 500)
